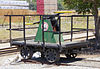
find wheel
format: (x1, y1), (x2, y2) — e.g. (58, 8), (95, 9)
(20, 47), (34, 59)
(44, 49), (60, 63)
(41, 52), (45, 58)
(65, 53), (77, 59)
(65, 54), (71, 59)
(70, 53), (77, 58)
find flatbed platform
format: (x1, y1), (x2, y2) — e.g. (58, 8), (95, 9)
(11, 40), (89, 50)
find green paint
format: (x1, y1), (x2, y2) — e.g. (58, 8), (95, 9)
(34, 19), (64, 43)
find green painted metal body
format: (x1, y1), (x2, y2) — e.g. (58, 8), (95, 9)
(34, 19), (64, 43)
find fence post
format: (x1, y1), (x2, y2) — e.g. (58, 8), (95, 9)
(87, 16), (89, 40)
(71, 16), (73, 41)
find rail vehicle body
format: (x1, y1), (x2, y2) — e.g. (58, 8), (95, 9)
(5, 13), (95, 63)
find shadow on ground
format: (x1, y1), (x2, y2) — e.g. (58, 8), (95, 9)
(21, 57), (85, 65)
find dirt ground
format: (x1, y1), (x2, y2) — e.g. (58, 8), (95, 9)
(0, 43), (100, 69)
(0, 53), (100, 69)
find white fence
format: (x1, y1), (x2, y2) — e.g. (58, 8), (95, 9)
(0, 1), (29, 9)
(0, 6), (29, 9)
(0, 1), (29, 6)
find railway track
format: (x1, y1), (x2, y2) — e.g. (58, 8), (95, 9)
(0, 47), (18, 56)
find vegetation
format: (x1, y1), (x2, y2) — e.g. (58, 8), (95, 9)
(63, 0), (100, 40)
(57, 0), (66, 10)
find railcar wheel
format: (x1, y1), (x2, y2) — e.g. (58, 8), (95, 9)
(44, 49), (60, 63)
(65, 53), (77, 59)
(20, 47), (34, 59)
(65, 54), (71, 58)
(41, 52), (45, 58)
(71, 53), (77, 58)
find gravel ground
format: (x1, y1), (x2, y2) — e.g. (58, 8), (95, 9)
(0, 52), (100, 69)
(0, 43), (100, 69)
(0, 64), (98, 69)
